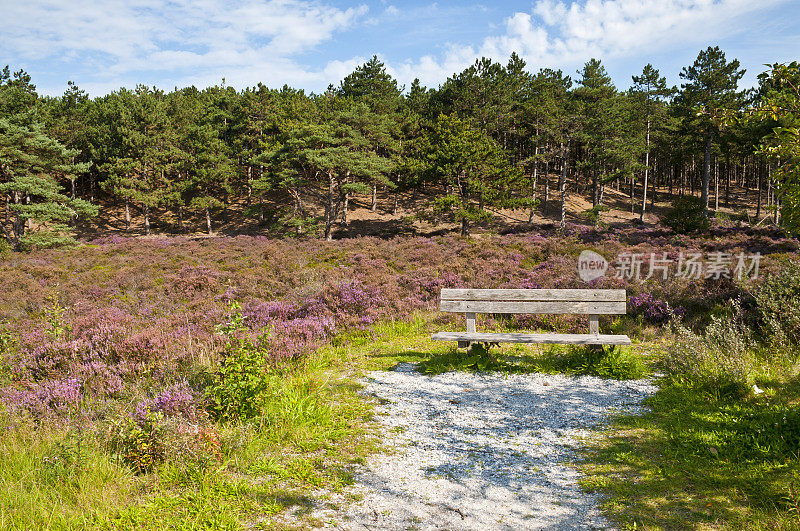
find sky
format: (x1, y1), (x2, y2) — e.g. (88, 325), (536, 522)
(2, 0), (799, 97)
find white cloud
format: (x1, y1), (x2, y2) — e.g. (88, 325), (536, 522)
(4, 0), (790, 95)
(390, 0), (786, 87)
(3, 0), (368, 94)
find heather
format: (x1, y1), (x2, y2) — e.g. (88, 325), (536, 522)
(1, 227), (795, 422)
(0, 227), (798, 527)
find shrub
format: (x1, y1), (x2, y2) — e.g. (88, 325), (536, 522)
(581, 205), (609, 227)
(755, 259), (800, 347)
(204, 340), (272, 422)
(107, 411), (166, 473)
(159, 417), (222, 474)
(134, 381), (205, 425)
(662, 195), (710, 234)
(665, 315), (756, 399)
(629, 292), (684, 324)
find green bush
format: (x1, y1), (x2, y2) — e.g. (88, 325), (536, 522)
(581, 205), (609, 227)
(662, 195), (710, 234)
(755, 260), (800, 347)
(205, 340), (272, 422)
(107, 412), (166, 473)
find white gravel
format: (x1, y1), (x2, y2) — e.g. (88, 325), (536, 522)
(312, 364), (657, 530)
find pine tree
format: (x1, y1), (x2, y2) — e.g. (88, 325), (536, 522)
(575, 59), (618, 207)
(756, 62), (800, 232)
(678, 46), (746, 212)
(101, 86), (175, 235)
(339, 56), (403, 115)
(266, 99), (395, 240)
(0, 119), (97, 249)
(425, 113), (521, 236)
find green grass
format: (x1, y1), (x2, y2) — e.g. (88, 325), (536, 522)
(417, 342), (648, 379)
(579, 373), (800, 530)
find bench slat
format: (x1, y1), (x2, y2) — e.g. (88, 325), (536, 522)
(440, 288), (626, 302)
(431, 332), (632, 345)
(440, 300), (626, 315)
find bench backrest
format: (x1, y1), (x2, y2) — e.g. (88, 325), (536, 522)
(439, 289), (626, 315)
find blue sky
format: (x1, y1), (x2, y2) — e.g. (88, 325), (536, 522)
(2, 0), (799, 97)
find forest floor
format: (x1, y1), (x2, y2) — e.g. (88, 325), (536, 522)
(73, 174), (767, 240)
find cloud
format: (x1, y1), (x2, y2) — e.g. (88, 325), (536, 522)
(3, 0), (368, 94)
(391, 0), (786, 87)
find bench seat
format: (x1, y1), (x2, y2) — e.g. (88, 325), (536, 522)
(430, 332), (631, 345)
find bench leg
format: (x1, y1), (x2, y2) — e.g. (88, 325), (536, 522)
(589, 314), (599, 335)
(459, 312), (477, 349)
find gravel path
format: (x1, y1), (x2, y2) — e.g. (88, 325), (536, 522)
(313, 364), (657, 530)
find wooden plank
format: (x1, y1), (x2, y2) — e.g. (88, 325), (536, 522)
(589, 315), (599, 335)
(440, 288), (626, 302)
(440, 300), (626, 315)
(466, 312), (476, 333)
(431, 332), (632, 345)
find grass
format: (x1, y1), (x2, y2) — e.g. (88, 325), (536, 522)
(416, 343), (648, 379)
(579, 364), (800, 530)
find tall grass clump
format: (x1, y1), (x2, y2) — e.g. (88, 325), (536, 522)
(665, 259), (800, 397)
(666, 309), (758, 399)
(755, 259), (800, 349)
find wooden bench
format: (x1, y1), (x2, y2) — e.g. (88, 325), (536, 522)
(431, 288), (631, 347)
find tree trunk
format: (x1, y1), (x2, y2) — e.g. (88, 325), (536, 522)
(371, 183), (377, 212)
(529, 145), (539, 223)
(246, 166), (252, 205)
(393, 192), (399, 216)
(650, 155), (657, 208)
(714, 156), (719, 212)
(543, 159), (550, 213)
(143, 204), (150, 236)
(206, 208), (212, 235)
(630, 173), (635, 213)
(756, 161), (762, 220)
(725, 160), (731, 208)
(702, 131), (711, 212)
(178, 205), (184, 232)
(325, 172), (335, 241)
(559, 142), (569, 230)
(640, 118), (650, 222)
(125, 200), (131, 232)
